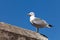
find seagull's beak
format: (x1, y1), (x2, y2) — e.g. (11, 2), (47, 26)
(27, 14), (31, 16)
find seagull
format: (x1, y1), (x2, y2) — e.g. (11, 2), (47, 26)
(28, 12), (52, 33)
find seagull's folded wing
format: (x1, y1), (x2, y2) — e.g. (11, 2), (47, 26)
(32, 18), (47, 27)
(32, 18), (42, 24)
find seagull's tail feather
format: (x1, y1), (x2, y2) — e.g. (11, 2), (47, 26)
(47, 24), (53, 28)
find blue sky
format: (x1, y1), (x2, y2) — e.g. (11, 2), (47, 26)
(0, 0), (59, 40)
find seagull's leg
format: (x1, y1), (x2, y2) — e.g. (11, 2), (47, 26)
(36, 27), (39, 33)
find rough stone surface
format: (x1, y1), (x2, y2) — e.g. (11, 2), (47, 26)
(0, 22), (48, 40)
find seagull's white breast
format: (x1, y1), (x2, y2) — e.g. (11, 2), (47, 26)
(30, 16), (35, 23)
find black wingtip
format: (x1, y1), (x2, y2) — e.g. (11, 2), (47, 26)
(49, 24), (53, 27)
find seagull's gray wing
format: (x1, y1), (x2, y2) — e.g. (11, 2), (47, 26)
(32, 18), (47, 27)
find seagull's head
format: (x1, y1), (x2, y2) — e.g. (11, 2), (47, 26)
(28, 12), (35, 16)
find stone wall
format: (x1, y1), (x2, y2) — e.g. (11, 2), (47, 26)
(0, 22), (48, 40)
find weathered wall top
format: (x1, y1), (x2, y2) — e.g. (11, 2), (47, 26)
(0, 22), (48, 40)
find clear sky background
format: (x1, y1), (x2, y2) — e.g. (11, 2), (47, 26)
(0, 0), (59, 40)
